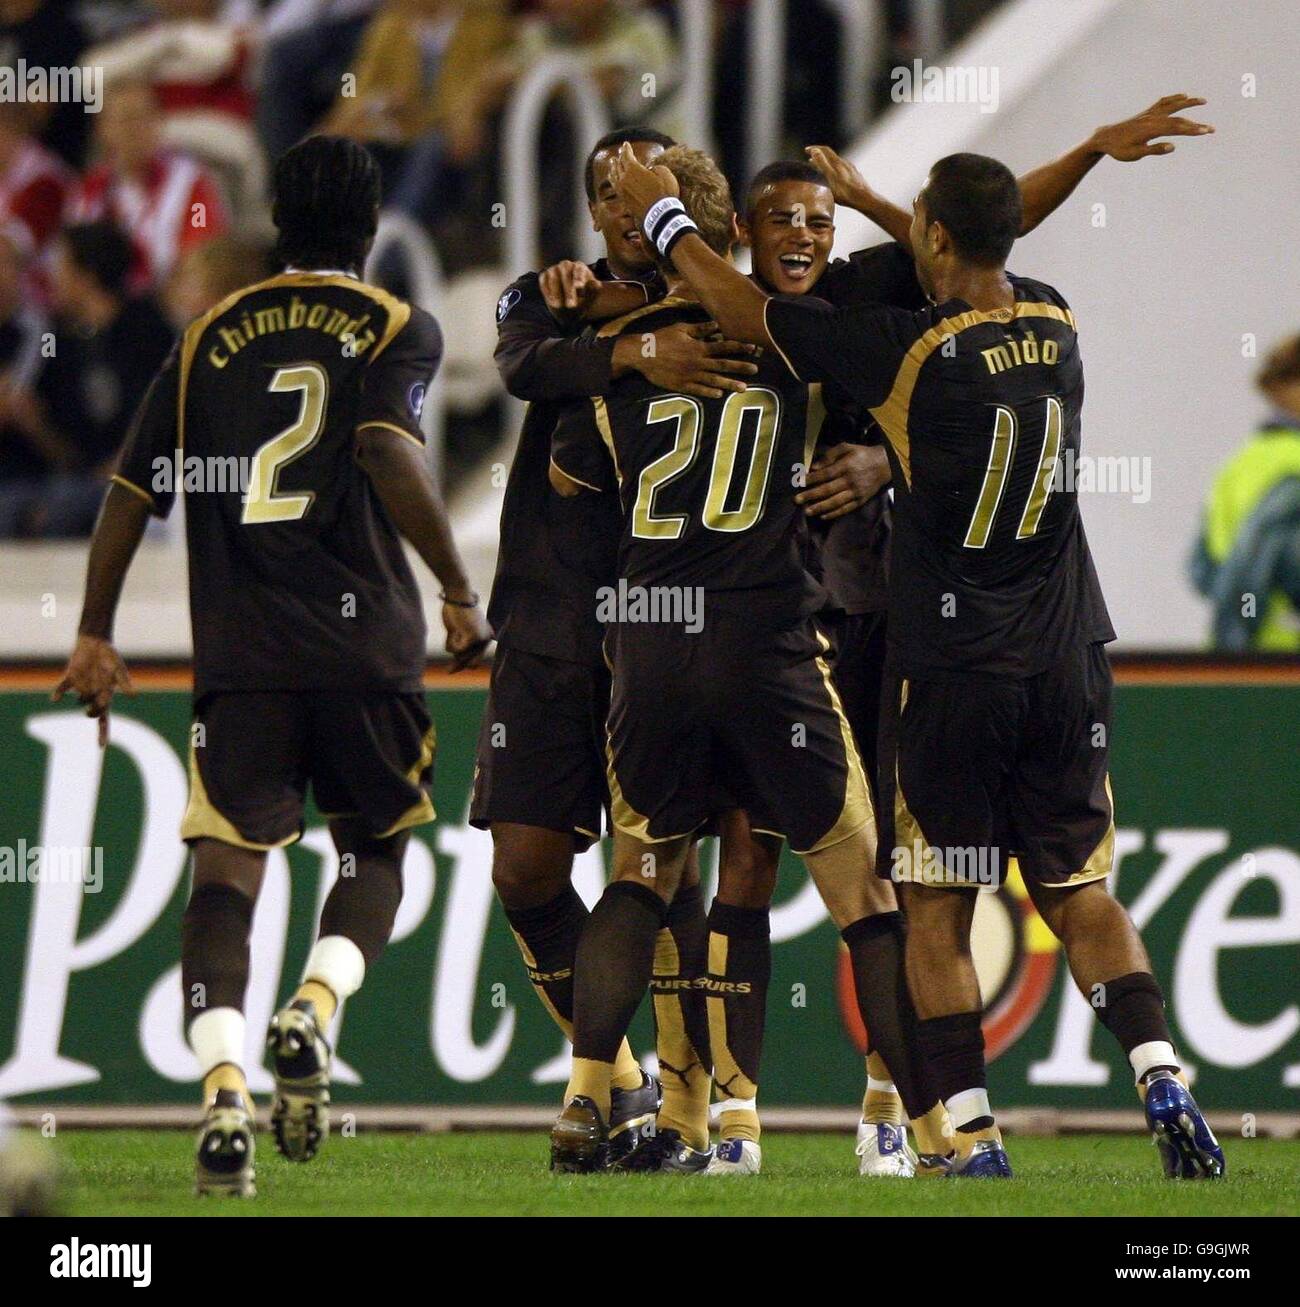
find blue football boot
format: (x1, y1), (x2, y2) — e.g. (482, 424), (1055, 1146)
(950, 1137), (1013, 1178)
(1144, 1071), (1225, 1179)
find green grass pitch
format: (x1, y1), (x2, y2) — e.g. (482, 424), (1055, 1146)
(51, 1130), (1300, 1217)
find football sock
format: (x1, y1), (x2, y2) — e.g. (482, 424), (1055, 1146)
(566, 1057), (613, 1124)
(189, 1006), (248, 1107)
(317, 840), (403, 966)
(1093, 971), (1181, 1084)
(653, 883), (712, 1150)
(705, 901), (769, 1144)
(297, 935), (366, 1027)
(862, 1050), (903, 1126)
(504, 886), (641, 1090)
(911, 1101), (955, 1158)
(571, 880), (666, 1081)
(181, 881), (253, 1028)
(841, 911), (944, 1124)
(915, 1010), (998, 1149)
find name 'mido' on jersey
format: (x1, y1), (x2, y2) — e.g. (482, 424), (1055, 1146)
(550, 298), (825, 629)
(764, 275), (1115, 676)
(114, 271), (441, 696)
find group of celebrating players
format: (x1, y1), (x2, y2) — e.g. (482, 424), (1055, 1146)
(55, 91), (1227, 1197)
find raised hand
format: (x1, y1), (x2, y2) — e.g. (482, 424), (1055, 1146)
(1090, 94), (1213, 161)
(540, 260), (602, 313)
(610, 140), (679, 229)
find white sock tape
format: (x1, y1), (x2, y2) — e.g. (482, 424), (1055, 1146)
(1129, 1040), (1179, 1084)
(303, 934), (366, 1001)
(946, 1087), (992, 1130)
(866, 1077), (897, 1095)
(189, 1006), (246, 1077)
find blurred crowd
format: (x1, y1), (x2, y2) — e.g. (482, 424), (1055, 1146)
(0, 0), (997, 538)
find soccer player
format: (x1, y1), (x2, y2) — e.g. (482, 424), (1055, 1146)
(54, 135), (491, 1197)
(474, 127), (762, 1171)
(724, 96), (1218, 1173)
(610, 141), (1225, 1181)
(546, 146), (938, 1177)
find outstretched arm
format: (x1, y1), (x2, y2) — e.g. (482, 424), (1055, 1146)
(1017, 94), (1213, 233)
(807, 94), (1213, 246)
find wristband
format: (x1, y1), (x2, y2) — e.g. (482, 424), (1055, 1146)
(644, 197), (698, 259)
(440, 591), (480, 608)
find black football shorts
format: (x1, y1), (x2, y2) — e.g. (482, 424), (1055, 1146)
(604, 614), (874, 854)
(469, 645), (611, 848)
(886, 641), (1115, 890)
(181, 690), (435, 849)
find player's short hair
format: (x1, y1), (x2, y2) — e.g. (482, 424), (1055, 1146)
(654, 146), (735, 274)
(271, 135), (381, 273)
(61, 220), (135, 296)
(584, 127), (676, 202)
(744, 160), (828, 220)
(921, 153), (1022, 266)
(1258, 333), (1300, 392)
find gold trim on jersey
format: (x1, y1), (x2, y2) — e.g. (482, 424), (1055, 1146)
(176, 272), (415, 447)
(180, 740), (299, 851)
(763, 296), (804, 380)
(803, 381), (825, 470)
(593, 294), (700, 340)
(356, 419), (425, 449)
(869, 302), (1077, 490)
(592, 396), (622, 484)
(375, 723), (438, 838)
(548, 455), (605, 494)
(110, 473), (155, 510)
(796, 631), (875, 855)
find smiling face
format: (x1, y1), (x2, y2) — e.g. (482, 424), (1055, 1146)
(742, 178), (835, 295)
(588, 139), (666, 277)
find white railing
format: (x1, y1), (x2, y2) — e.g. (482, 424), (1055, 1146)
(675, 0), (716, 156)
(368, 210), (448, 489)
(501, 54), (611, 280)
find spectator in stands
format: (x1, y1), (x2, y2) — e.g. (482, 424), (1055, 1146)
(85, 0), (266, 226)
(256, 0), (380, 165)
(0, 101), (71, 307)
(162, 232), (272, 329)
(1191, 334), (1300, 651)
(319, 0), (513, 241)
(0, 229), (57, 532)
(0, 0), (92, 168)
(66, 80), (230, 293)
(0, 221), (174, 538)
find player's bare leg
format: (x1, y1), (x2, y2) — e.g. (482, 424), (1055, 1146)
(805, 828), (950, 1176)
(183, 838), (264, 1197)
(1025, 879), (1224, 1178)
(551, 832), (690, 1172)
(267, 818), (406, 1164)
(901, 881), (1010, 1177)
(696, 814), (780, 1175)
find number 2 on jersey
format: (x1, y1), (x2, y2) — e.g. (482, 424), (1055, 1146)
(242, 363), (329, 525)
(963, 395), (1063, 549)
(633, 389), (781, 539)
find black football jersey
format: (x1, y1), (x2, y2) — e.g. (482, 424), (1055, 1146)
(765, 274), (1115, 677)
(802, 242), (926, 616)
(114, 270), (440, 696)
(552, 297), (824, 628)
(486, 257), (647, 665)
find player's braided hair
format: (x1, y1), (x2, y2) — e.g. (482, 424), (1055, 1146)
(271, 135), (381, 273)
(652, 146), (736, 275)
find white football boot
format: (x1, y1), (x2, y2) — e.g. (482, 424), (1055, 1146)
(855, 1121), (917, 1177)
(704, 1137), (762, 1175)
